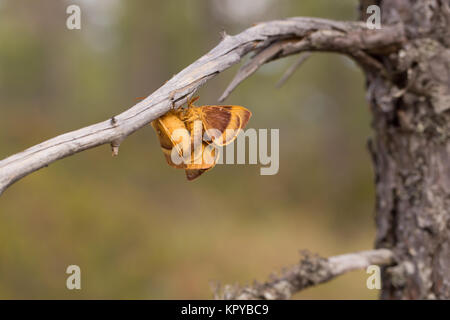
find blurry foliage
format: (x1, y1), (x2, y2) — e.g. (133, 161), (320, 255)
(0, 0), (378, 299)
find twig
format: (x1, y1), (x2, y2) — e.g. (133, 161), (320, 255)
(216, 249), (395, 300)
(0, 18), (404, 195)
(276, 52), (312, 88)
(218, 40), (288, 102)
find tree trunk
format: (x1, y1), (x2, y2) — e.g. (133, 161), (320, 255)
(360, 0), (450, 299)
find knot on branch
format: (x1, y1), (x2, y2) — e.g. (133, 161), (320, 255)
(111, 137), (125, 156)
(385, 260), (415, 289)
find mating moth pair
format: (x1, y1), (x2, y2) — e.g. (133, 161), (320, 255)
(152, 96), (251, 180)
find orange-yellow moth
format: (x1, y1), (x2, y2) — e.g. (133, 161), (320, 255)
(151, 96), (251, 180)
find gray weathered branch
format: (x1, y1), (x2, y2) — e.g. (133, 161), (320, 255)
(0, 17), (405, 195)
(276, 52), (312, 88)
(215, 249), (395, 300)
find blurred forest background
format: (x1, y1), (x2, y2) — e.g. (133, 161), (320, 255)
(0, 0), (377, 299)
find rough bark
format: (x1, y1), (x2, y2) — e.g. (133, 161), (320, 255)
(360, 0), (450, 299)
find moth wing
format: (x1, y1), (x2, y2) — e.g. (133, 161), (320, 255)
(200, 106), (251, 146)
(187, 114), (205, 164)
(151, 113), (186, 156)
(151, 112), (189, 168)
(185, 142), (218, 169)
(184, 142), (218, 180)
(185, 169), (207, 181)
(151, 120), (174, 152)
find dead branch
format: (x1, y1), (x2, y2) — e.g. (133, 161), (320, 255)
(276, 52), (312, 88)
(0, 17), (404, 195)
(215, 249), (395, 300)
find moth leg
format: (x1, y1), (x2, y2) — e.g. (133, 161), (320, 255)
(188, 96), (200, 107)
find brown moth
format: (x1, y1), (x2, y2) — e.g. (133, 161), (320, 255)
(151, 96), (251, 180)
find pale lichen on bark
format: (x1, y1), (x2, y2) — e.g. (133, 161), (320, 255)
(362, 0), (450, 299)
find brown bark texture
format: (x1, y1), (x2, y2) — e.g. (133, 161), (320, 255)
(360, 0), (450, 299)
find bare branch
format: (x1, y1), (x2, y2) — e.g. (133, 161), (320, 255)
(0, 18), (404, 195)
(219, 40), (288, 102)
(276, 52), (312, 88)
(219, 21), (405, 101)
(216, 249), (395, 300)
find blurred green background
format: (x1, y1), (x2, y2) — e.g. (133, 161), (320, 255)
(0, 0), (377, 299)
